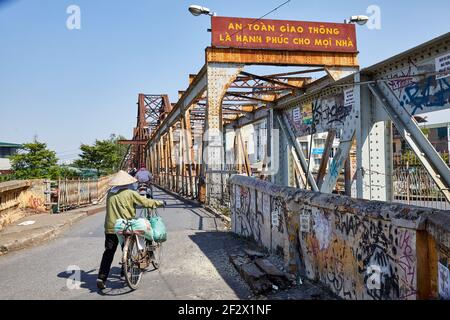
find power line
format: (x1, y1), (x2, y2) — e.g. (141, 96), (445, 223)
(255, 0), (291, 21)
(229, 0), (292, 38)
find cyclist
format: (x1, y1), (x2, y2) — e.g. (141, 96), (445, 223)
(97, 170), (164, 290)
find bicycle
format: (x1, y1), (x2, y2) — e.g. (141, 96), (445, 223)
(121, 206), (164, 290)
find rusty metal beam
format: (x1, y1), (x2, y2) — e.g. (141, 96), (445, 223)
(226, 92), (273, 103)
(263, 68), (325, 78)
(149, 66), (207, 144)
(240, 71), (304, 90)
(118, 140), (148, 145)
(206, 47), (359, 67)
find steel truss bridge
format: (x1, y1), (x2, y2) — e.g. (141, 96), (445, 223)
(120, 32), (450, 207)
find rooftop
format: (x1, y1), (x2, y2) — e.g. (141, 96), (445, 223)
(0, 142), (22, 148)
(0, 158), (12, 171)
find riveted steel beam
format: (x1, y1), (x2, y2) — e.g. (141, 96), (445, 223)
(206, 47), (359, 67)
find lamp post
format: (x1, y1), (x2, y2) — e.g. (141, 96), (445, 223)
(188, 4), (216, 17)
(345, 15), (369, 25)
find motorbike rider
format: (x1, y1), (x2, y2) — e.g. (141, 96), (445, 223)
(135, 165), (153, 197)
(97, 170), (164, 290)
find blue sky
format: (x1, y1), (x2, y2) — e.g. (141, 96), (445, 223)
(1, 0), (449, 163)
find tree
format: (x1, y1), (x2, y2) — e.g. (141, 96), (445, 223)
(11, 141), (62, 179)
(10, 141), (80, 180)
(74, 134), (128, 176)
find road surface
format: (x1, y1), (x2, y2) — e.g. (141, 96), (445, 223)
(0, 188), (252, 300)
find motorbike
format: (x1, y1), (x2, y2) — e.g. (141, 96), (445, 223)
(137, 182), (153, 199)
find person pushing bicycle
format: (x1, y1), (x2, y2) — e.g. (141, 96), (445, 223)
(97, 170), (164, 290)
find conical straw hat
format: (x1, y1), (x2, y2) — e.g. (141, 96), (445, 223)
(109, 170), (137, 186)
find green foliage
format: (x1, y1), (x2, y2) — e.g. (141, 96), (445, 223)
(421, 127), (430, 136)
(0, 174), (15, 182)
(58, 166), (81, 179)
(398, 150), (449, 167)
(9, 141), (80, 180)
(10, 141), (58, 179)
(74, 134), (128, 176)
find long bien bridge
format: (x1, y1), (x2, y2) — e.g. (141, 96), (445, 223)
(123, 17), (450, 300)
(2, 13), (450, 302)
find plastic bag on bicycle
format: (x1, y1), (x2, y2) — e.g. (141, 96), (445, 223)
(149, 216), (167, 242)
(114, 218), (154, 243)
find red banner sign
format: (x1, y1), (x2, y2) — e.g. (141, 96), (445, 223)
(211, 16), (357, 53)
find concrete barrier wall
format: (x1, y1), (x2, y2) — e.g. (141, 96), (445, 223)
(426, 213), (450, 299)
(0, 180), (47, 231)
(0, 176), (112, 230)
(230, 175), (450, 300)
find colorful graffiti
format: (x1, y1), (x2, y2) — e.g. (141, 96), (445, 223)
(285, 91), (352, 137)
(230, 177), (425, 300)
(387, 63), (450, 115)
(18, 191), (46, 212)
(400, 76), (450, 115)
(301, 211), (417, 300)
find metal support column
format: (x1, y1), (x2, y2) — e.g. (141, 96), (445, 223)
(368, 81), (450, 201)
(202, 62), (243, 205)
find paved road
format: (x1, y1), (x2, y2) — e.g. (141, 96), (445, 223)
(0, 188), (252, 300)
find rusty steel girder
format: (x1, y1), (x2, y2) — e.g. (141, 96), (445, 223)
(206, 47), (359, 67)
(122, 94), (172, 170)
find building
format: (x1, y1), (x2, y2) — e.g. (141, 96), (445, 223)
(419, 110), (450, 155)
(0, 141), (22, 174)
(298, 132), (340, 172)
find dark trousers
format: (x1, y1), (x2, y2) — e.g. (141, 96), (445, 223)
(98, 234), (123, 281)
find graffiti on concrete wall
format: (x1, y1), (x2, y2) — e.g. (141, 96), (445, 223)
(229, 173), (430, 300)
(18, 191), (46, 212)
(302, 211), (418, 300)
(271, 197), (285, 234)
(438, 262), (450, 299)
(233, 184), (420, 300)
(233, 184), (289, 254)
(312, 208), (332, 251)
(234, 186), (265, 244)
(233, 184), (418, 300)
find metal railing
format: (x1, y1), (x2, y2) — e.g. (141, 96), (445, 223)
(393, 166), (450, 210)
(54, 176), (111, 212)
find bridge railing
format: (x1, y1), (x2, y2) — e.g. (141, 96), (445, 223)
(154, 171), (200, 200)
(229, 174), (450, 300)
(55, 175), (111, 212)
(0, 175), (112, 230)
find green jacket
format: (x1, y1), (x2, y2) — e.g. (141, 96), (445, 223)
(104, 188), (163, 234)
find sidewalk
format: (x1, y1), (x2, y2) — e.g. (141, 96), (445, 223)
(0, 204), (105, 256)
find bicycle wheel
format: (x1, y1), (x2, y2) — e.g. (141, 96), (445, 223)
(122, 236), (143, 290)
(151, 241), (163, 269)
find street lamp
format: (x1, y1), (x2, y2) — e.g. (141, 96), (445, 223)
(345, 15), (369, 25)
(188, 4), (216, 17)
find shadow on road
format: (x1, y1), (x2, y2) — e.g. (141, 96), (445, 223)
(57, 267), (134, 296)
(188, 231), (253, 299)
